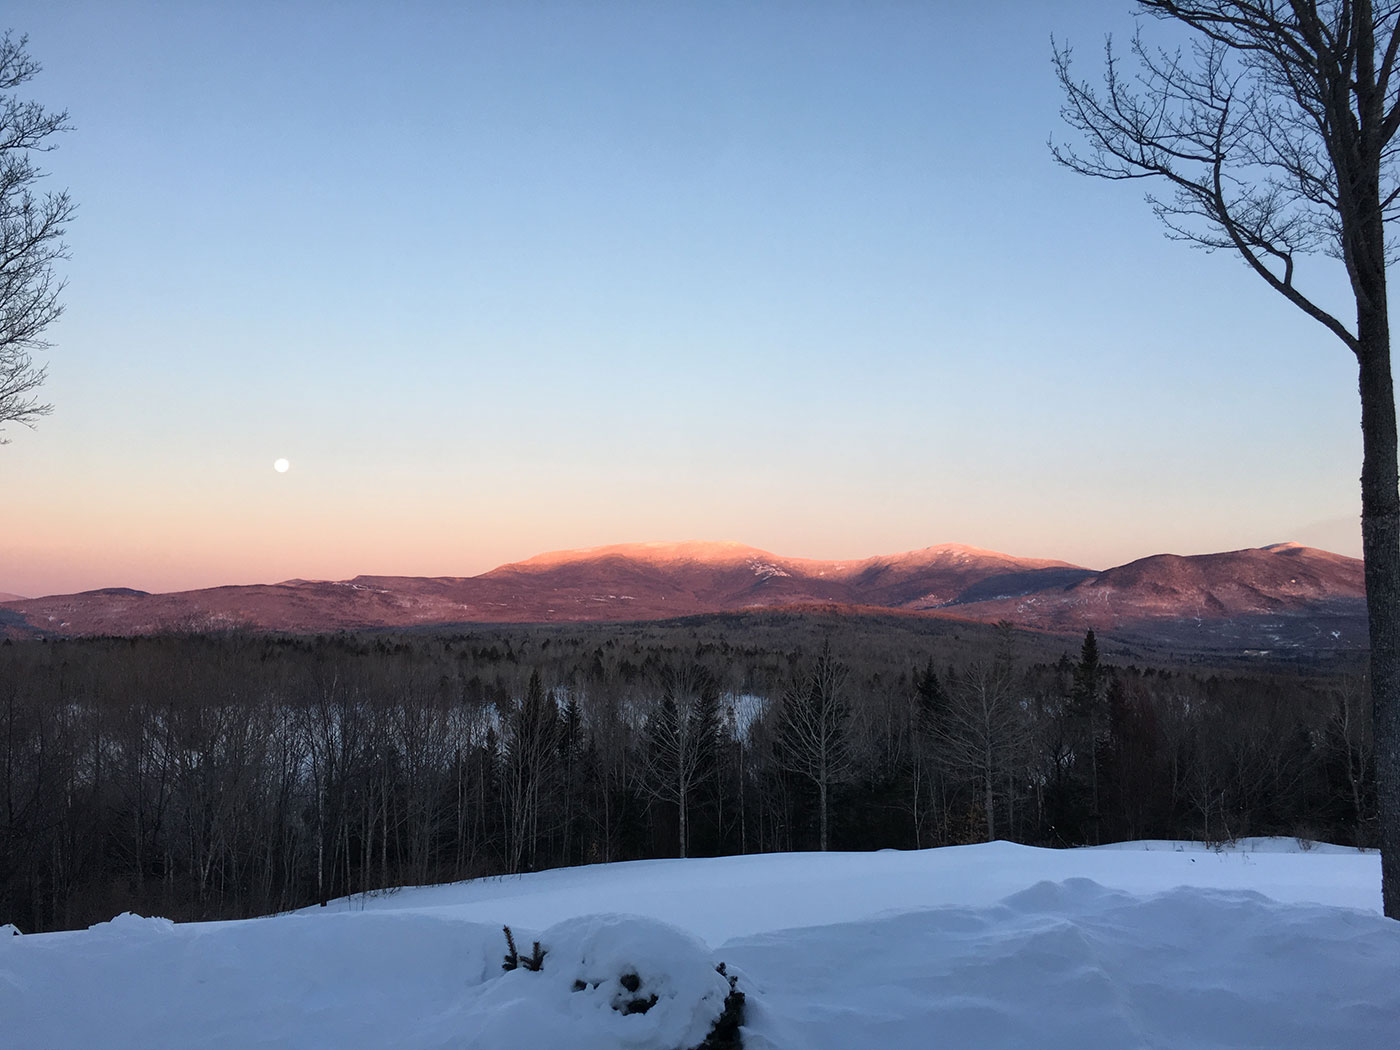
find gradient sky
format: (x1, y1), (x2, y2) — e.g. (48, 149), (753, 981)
(0, 0), (1372, 598)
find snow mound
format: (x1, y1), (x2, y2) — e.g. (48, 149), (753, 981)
(464, 914), (734, 1050)
(733, 877), (1400, 1050)
(999, 876), (1133, 913)
(87, 912), (177, 936)
(4, 842), (1395, 1049)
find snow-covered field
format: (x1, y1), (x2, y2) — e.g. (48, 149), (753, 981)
(5, 839), (1398, 1049)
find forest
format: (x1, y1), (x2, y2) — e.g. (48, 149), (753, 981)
(0, 612), (1376, 933)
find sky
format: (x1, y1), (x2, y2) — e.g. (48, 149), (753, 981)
(0, 0), (1372, 597)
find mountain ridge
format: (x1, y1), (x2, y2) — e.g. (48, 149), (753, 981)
(0, 540), (1367, 652)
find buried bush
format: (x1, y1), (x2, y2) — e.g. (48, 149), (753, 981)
(697, 962), (745, 1050)
(490, 916), (747, 1049)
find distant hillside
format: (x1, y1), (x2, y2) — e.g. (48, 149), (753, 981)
(0, 540), (1368, 654)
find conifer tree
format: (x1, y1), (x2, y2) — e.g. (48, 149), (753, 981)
(915, 657), (948, 722)
(1071, 629), (1101, 717)
(1072, 629), (1108, 843)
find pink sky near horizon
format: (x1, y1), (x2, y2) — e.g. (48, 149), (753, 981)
(0, 1), (1373, 599)
(3, 478), (1363, 599)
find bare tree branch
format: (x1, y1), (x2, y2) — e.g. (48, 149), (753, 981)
(1053, 0), (1400, 920)
(0, 30), (72, 442)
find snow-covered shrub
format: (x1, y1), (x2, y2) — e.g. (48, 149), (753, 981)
(698, 962), (745, 1050)
(465, 914), (746, 1050)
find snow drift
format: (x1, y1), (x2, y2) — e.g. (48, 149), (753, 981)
(3, 839), (1397, 1049)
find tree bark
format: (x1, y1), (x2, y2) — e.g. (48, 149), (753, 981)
(679, 792), (688, 859)
(1357, 308), (1400, 916)
(1348, 71), (1398, 912)
(984, 763), (995, 841)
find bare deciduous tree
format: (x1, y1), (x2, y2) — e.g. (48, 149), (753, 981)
(1053, 0), (1400, 918)
(937, 625), (1030, 842)
(775, 640), (851, 851)
(1328, 674), (1377, 843)
(0, 31), (73, 441)
(637, 663), (721, 858)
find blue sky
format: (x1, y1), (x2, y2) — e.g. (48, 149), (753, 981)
(0, 1), (1368, 595)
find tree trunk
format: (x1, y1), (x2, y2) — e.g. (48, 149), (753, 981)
(1089, 721), (1100, 846)
(738, 739), (748, 855)
(678, 786), (688, 859)
(1357, 308), (1400, 918)
(316, 788), (325, 907)
(984, 763), (995, 841)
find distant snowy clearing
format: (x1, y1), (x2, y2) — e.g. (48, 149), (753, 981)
(4, 840), (1397, 1049)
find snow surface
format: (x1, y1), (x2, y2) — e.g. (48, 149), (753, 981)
(4, 840), (1397, 1049)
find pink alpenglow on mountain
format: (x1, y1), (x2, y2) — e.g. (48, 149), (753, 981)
(0, 541), (1366, 649)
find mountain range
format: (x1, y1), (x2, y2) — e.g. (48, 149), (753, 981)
(0, 540), (1369, 655)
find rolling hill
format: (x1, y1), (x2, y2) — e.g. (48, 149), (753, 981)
(0, 540), (1368, 654)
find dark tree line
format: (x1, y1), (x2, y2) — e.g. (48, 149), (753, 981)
(0, 625), (1377, 932)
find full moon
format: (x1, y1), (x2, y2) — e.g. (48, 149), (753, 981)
(273, 458), (290, 473)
